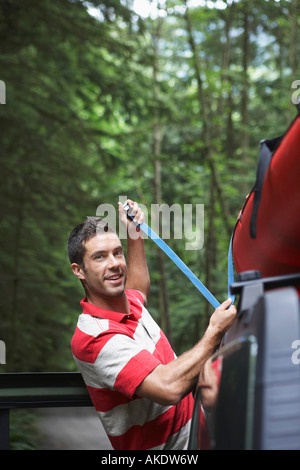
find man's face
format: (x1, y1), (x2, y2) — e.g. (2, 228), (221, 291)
(77, 232), (127, 299)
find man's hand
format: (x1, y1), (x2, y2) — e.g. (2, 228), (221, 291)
(208, 298), (237, 339)
(119, 200), (150, 303)
(118, 199), (144, 238)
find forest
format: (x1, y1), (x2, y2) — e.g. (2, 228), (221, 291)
(0, 0), (299, 375)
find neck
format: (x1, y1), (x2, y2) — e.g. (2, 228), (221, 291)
(86, 290), (130, 314)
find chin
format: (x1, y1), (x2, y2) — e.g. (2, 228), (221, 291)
(106, 284), (126, 297)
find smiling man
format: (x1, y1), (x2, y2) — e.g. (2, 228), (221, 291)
(68, 200), (236, 450)
(71, 226), (129, 308)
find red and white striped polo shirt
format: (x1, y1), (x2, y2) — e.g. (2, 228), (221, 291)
(71, 289), (194, 450)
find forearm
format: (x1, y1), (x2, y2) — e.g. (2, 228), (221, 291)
(125, 234), (150, 302)
(163, 325), (221, 401)
(136, 324), (221, 405)
(118, 200), (150, 302)
(135, 298), (236, 406)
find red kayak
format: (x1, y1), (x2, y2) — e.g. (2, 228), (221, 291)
(232, 112), (300, 279)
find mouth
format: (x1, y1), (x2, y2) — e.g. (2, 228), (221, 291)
(104, 273), (124, 284)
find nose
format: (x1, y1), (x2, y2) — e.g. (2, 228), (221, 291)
(107, 253), (120, 270)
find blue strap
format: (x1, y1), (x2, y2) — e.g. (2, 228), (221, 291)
(139, 220), (221, 309)
(227, 235), (235, 305)
(124, 203), (235, 308)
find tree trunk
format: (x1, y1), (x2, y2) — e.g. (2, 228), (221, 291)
(241, 5), (250, 163)
(184, 3), (232, 239)
(184, 3), (233, 331)
(10, 195), (25, 369)
(203, 178), (217, 327)
(152, 14), (173, 343)
(223, 0), (235, 161)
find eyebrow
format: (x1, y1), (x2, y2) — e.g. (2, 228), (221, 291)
(91, 246), (123, 259)
(91, 250), (106, 259)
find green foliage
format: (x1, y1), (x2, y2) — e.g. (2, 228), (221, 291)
(0, 0), (299, 374)
(9, 410), (40, 450)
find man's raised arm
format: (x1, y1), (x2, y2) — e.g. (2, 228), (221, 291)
(118, 200), (150, 305)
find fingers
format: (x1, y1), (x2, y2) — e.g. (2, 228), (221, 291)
(129, 200), (144, 225)
(223, 299), (237, 326)
(219, 298), (234, 310)
(215, 298), (236, 314)
(118, 201), (126, 220)
(210, 297), (237, 335)
(223, 299), (237, 320)
(118, 200), (145, 226)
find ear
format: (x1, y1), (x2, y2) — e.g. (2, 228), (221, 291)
(71, 263), (86, 280)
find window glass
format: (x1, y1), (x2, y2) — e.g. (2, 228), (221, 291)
(190, 336), (258, 450)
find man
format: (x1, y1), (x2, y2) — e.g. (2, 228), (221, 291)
(68, 200), (236, 450)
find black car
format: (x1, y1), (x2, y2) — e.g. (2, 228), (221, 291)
(188, 271), (300, 450)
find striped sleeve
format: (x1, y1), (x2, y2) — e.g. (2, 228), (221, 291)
(72, 316), (161, 399)
(92, 333), (160, 398)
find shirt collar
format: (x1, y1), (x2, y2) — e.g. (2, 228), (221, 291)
(80, 291), (138, 323)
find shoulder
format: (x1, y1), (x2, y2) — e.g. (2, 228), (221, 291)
(126, 289), (145, 306)
(71, 314), (110, 362)
(78, 313), (109, 336)
(126, 289), (148, 321)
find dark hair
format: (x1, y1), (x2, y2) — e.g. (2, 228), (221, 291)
(67, 217), (116, 267)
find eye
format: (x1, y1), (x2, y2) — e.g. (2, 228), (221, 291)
(94, 253), (105, 260)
